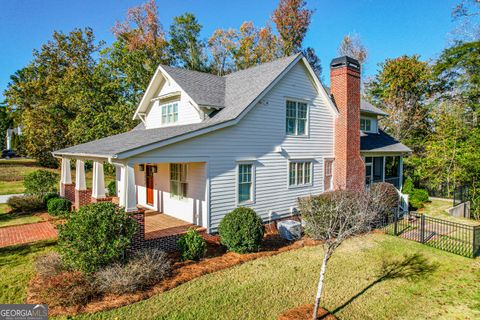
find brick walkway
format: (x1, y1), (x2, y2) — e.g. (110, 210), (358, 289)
(0, 222), (57, 248)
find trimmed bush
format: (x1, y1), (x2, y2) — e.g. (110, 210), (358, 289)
(7, 195), (44, 213)
(218, 207), (264, 253)
(402, 177), (414, 194)
(47, 198), (71, 216)
(35, 252), (65, 279)
(94, 248), (171, 294)
(57, 202), (138, 273)
(177, 228), (207, 261)
(24, 169), (59, 197)
(370, 182), (400, 216)
(410, 189), (430, 210)
(43, 192), (60, 206)
(107, 181), (116, 197)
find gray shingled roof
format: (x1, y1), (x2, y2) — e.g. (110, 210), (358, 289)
(361, 130), (411, 153)
(54, 54), (301, 158)
(360, 100), (388, 116)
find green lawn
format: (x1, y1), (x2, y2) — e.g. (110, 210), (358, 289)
(0, 158), (115, 195)
(61, 233), (479, 320)
(419, 198), (480, 226)
(0, 204), (42, 228)
(0, 241), (55, 304)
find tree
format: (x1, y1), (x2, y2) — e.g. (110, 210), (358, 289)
(338, 33), (368, 65)
(299, 190), (381, 319)
(272, 0), (313, 56)
(169, 13), (208, 71)
(208, 28), (238, 76)
(451, 0), (480, 41)
(365, 55), (432, 152)
(302, 47), (322, 78)
(0, 103), (12, 150)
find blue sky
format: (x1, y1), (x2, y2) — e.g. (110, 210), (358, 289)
(0, 0), (462, 100)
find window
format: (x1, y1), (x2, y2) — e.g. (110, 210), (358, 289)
(289, 161), (312, 186)
(161, 102), (179, 124)
(286, 100), (308, 135)
(238, 163), (254, 203)
(324, 159), (333, 191)
(170, 163), (187, 198)
(360, 118), (372, 132)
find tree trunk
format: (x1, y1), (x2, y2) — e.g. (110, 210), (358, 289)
(312, 251), (330, 320)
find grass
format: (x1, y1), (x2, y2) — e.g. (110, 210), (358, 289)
(0, 204), (42, 228)
(61, 233), (480, 320)
(0, 158), (115, 195)
(0, 241), (55, 304)
(419, 199), (480, 226)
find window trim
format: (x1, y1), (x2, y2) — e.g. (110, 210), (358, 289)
(287, 160), (313, 189)
(360, 117), (375, 133)
(161, 102), (179, 125)
(236, 161), (256, 205)
(285, 98), (310, 137)
(323, 158), (334, 191)
(170, 163), (188, 198)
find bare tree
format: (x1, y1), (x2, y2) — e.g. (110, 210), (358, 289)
(337, 33), (368, 65)
(298, 189), (384, 320)
(451, 0), (480, 41)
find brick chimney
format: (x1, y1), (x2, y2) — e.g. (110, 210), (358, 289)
(330, 56), (365, 190)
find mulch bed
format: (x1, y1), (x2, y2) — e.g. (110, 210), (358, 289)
(27, 234), (320, 316)
(278, 304), (337, 320)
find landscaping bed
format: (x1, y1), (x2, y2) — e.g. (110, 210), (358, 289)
(27, 234), (319, 316)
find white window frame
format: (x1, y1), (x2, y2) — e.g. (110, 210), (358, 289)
(324, 158), (334, 191)
(170, 163), (188, 198)
(360, 117), (372, 132)
(288, 160), (313, 188)
(161, 102), (179, 125)
(285, 98), (309, 136)
(236, 161), (255, 205)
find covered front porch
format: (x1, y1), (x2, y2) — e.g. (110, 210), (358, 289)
(57, 157), (209, 240)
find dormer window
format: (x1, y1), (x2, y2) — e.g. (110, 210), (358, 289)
(360, 118), (372, 132)
(161, 102), (179, 124)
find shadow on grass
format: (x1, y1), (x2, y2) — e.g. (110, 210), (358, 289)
(329, 253), (438, 317)
(0, 240), (56, 267)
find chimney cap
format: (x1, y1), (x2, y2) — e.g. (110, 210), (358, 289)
(330, 56), (360, 71)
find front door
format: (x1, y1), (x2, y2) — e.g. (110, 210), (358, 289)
(146, 165), (155, 205)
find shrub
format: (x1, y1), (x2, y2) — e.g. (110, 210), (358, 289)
(107, 181), (116, 197)
(35, 252), (65, 279)
(177, 228), (207, 261)
(410, 188), (430, 210)
(94, 248), (171, 294)
(7, 195), (44, 213)
(43, 192), (60, 206)
(402, 177), (414, 194)
(24, 169), (59, 197)
(57, 202), (138, 273)
(218, 207), (264, 253)
(37, 271), (96, 307)
(47, 198), (71, 216)
(370, 182), (400, 216)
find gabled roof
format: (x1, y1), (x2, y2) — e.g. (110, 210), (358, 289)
(361, 130), (411, 154)
(55, 53), (334, 159)
(360, 100), (388, 117)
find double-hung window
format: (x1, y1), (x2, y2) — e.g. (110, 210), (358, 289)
(360, 118), (372, 132)
(286, 100), (308, 136)
(324, 159), (334, 191)
(170, 163), (187, 198)
(238, 163), (254, 203)
(289, 161), (312, 186)
(161, 102), (179, 125)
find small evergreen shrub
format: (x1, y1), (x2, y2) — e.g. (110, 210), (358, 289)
(94, 248), (171, 294)
(24, 169), (59, 197)
(57, 202), (138, 273)
(177, 228), (207, 261)
(35, 252), (65, 279)
(7, 195), (44, 213)
(107, 181), (116, 197)
(410, 189), (430, 210)
(402, 177), (414, 194)
(43, 192), (60, 206)
(218, 207), (264, 253)
(47, 198), (71, 216)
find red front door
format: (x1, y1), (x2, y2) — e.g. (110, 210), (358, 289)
(146, 165), (154, 205)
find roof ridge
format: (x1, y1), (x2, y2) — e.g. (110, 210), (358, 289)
(223, 53), (301, 78)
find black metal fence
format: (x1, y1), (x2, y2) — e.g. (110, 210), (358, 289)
(381, 211), (480, 258)
(454, 185), (470, 207)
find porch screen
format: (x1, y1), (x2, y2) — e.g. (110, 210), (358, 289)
(170, 163), (187, 198)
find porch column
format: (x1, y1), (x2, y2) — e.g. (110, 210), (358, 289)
(399, 156), (404, 191)
(75, 160), (86, 191)
(116, 165), (125, 206)
(91, 161), (106, 199)
(59, 158), (72, 197)
(123, 163), (137, 212)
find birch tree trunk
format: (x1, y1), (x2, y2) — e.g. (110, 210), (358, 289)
(312, 251), (330, 320)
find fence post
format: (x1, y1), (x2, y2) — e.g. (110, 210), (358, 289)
(420, 214), (426, 243)
(393, 209), (398, 236)
(473, 226), (478, 258)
